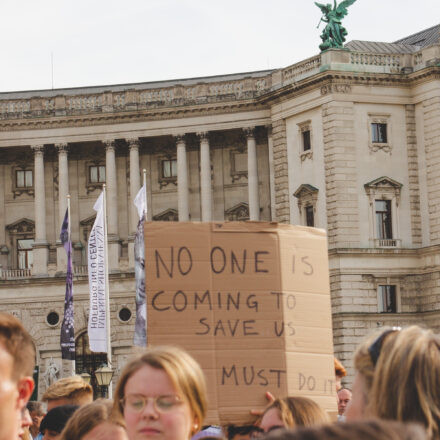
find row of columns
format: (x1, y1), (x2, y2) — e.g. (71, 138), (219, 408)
(30, 127), (268, 276)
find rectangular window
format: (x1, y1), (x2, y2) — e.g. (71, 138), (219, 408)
(302, 130), (311, 151)
(378, 285), (397, 313)
(305, 205), (314, 227)
(371, 123), (387, 143)
(16, 170), (33, 188)
(375, 200), (392, 239)
(17, 239), (34, 269)
(162, 159), (177, 178)
(89, 165), (106, 183)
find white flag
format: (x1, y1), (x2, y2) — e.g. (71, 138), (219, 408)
(134, 184), (147, 219)
(87, 192), (107, 353)
(133, 184), (147, 346)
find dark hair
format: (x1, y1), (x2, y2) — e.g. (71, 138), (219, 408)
(40, 405), (79, 434)
(0, 312), (35, 381)
(263, 420), (427, 440)
(27, 401), (44, 416)
(227, 425), (262, 440)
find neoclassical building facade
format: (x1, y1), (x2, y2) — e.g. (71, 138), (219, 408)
(0, 24), (439, 395)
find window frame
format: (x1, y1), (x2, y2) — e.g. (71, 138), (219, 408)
(377, 284), (399, 313)
(293, 184), (319, 228)
(12, 166), (35, 198)
(85, 161), (106, 194)
(157, 155), (178, 189)
(297, 120), (313, 161)
(368, 114), (392, 154)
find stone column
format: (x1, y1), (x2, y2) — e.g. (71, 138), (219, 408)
(32, 145), (48, 275)
(176, 135), (189, 221)
(267, 126), (276, 221)
(198, 132), (212, 222)
(103, 140), (120, 271)
(244, 127), (260, 221)
(128, 138), (141, 269)
(56, 143), (69, 272)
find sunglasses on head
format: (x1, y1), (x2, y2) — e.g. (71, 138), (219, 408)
(368, 326), (401, 366)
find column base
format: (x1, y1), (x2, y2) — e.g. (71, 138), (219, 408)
(32, 242), (49, 276)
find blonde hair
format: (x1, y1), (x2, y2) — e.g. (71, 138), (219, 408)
(42, 376), (93, 405)
(113, 346), (207, 434)
(354, 326), (440, 439)
(59, 399), (124, 440)
(263, 397), (329, 428)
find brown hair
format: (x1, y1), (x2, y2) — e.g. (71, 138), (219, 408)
(42, 376), (93, 405)
(354, 326), (440, 439)
(0, 312), (35, 381)
(263, 419), (427, 440)
(113, 346), (207, 434)
(59, 399), (124, 440)
(263, 397), (329, 428)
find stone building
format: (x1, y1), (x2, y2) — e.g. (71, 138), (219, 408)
(0, 24), (439, 396)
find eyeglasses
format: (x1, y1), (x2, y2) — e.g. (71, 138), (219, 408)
(368, 327), (401, 366)
(121, 394), (183, 413)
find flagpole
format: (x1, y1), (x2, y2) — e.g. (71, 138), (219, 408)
(143, 169), (147, 218)
(102, 185), (112, 398)
(67, 194), (75, 375)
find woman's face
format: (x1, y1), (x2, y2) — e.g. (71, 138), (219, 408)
(345, 372), (368, 421)
(123, 364), (195, 440)
(259, 408), (285, 433)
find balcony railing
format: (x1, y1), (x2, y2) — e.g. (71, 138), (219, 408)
(74, 265), (88, 275)
(374, 238), (401, 248)
(0, 268), (32, 280)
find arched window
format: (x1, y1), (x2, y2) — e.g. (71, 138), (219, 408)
(75, 332), (108, 398)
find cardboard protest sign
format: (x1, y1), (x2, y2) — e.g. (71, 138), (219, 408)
(145, 221), (336, 424)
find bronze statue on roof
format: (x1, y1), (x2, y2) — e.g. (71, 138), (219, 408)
(315, 0), (357, 51)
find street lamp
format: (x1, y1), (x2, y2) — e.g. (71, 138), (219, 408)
(80, 371), (91, 384)
(94, 364), (114, 397)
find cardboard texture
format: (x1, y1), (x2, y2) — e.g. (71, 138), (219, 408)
(144, 221), (337, 425)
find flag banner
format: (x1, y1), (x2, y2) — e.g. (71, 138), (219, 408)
(133, 185), (147, 346)
(87, 192), (107, 353)
(60, 209), (75, 360)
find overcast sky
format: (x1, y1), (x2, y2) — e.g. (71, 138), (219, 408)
(1, 0), (438, 92)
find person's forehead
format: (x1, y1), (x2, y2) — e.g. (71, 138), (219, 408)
(0, 345), (13, 378)
(338, 390), (352, 398)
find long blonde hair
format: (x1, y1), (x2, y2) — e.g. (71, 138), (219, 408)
(354, 326), (440, 439)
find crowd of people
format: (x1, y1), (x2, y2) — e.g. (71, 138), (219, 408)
(1, 311), (440, 440)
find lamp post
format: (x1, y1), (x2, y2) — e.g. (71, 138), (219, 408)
(94, 364), (114, 398)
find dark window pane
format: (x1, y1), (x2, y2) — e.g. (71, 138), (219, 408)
(305, 206), (314, 227)
(379, 285), (397, 313)
(371, 123), (388, 143)
(375, 200), (392, 239)
(302, 130), (311, 151)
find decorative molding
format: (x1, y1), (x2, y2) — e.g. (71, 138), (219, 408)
(293, 184), (319, 216)
(225, 202), (249, 221)
(55, 143), (68, 153)
(320, 84), (351, 95)
(174, 134), (186, 145)
(368, 114), (392, 155)
(127, 138), (140, 150)
(364, 176), (403, 207)
(243, 127), (256, 140)
(300, 151), (313, 161)
(31, 145), (45, 156)
(153, 208), (178, 221)
(197, 132), (209, 142)
(103, 140), (116, 152)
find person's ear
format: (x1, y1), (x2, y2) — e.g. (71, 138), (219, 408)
(17, 376), (34, 409)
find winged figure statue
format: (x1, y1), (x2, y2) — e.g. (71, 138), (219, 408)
(315, 0), (357, 51)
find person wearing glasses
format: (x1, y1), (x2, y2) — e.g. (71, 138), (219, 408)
(345, 326), (440, 440)
(112, 346), (208, 440)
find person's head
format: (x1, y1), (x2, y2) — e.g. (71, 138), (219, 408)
(334, 358), (346, 392)
(40, 404), (79, 440)
(346, 326), (440, 439)
(42, 376), (93, 411)
(226, 425), (262, 440)
(0, 313), (35, 409)
(59, 399), (127, 440)
(262, 419), (427, 440)
(0, 343), (19, 440)
(113, 345), (208, 440)
(337, 388), (352, 416)
(260, 397), (329, 433)
(27, 401), (45, 436)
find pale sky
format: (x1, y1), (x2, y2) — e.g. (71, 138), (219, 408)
(1, 0), (438, 92)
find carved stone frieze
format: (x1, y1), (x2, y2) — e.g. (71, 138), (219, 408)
(153, 208), (178, 221)
(320, 84), (352, 95)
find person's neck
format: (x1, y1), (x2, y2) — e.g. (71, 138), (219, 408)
(29, 426), (39, 438)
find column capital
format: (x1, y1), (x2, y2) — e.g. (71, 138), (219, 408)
(174, 134), (186, 145)
(55, 143), (69, 153)
(243, 127), (256, 140)
(103, 140), (117, 152)
(127, 138), (140, 150)
(31, 145), (45, 155)
(197, 132), (210, 142)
